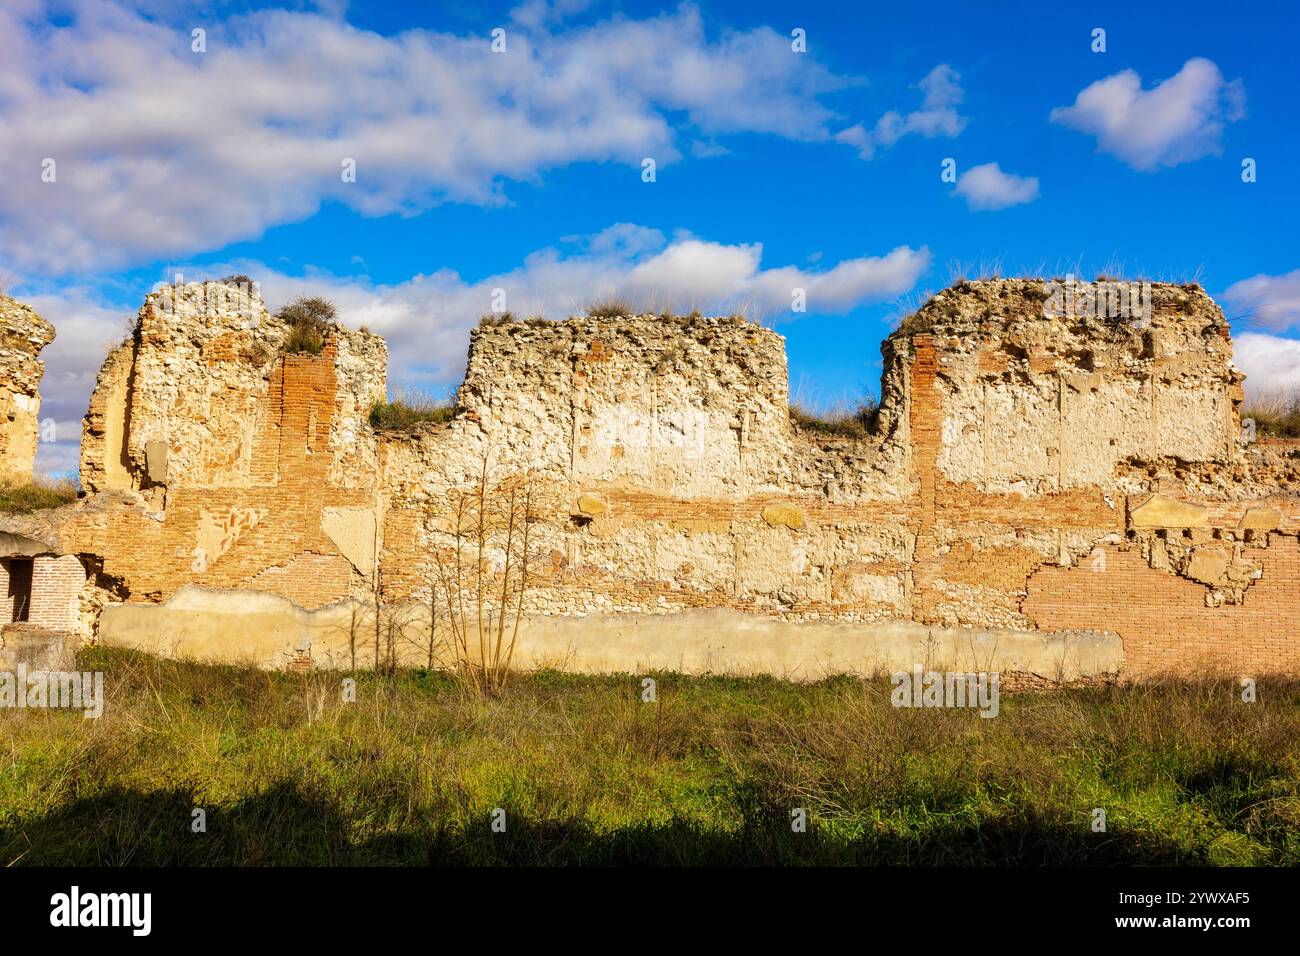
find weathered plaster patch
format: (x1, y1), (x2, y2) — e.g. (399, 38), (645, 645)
(322, 506), (377, 577)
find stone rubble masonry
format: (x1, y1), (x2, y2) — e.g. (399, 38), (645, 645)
(0, 293), (55, 484)
(2, 277), (1299, 680)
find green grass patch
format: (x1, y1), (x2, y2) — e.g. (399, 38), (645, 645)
(0, 476), (78, 512)
(369, 391), (455, 430)
(1, 648), (1296, 866)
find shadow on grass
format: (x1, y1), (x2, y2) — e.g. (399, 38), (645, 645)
(1, 782), (1208, 867)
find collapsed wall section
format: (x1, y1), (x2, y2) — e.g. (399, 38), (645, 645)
(0, 294), (55, 483)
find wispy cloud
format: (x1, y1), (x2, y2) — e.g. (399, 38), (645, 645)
(1050, 57), (1245, 171)
(835, 64), (966, 160)
(1223, 269), (1300, 333)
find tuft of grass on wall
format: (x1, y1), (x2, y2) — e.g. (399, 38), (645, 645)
(0, 476), (78, 512)
(369, 389), (455, 430)
(586, 298), (633, 319)
(277, 296), (337, 354)
(789, 399), (880, 438)
(1244, 391), (1300, 439)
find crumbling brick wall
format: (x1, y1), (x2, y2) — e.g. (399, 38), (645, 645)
(53, 282), (387, 611)
(3, 278), (1298, 678)
(897, 282), (1299, 673)
(374, 280), (1299, 676)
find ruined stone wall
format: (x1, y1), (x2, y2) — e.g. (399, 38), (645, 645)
(0, 294), (55, 483)
(81, 282), (387, 498)
(899, 282), (1299, 674)
(376, 315), (881, 619)
(3, 278), (1299, 679)
(41, 282), (388, 614)
(373, 281), (1300, 677)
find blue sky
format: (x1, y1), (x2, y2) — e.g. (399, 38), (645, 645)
(3, 0), (1299, 475)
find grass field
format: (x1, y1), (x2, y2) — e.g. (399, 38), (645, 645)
(1, 648), (1297, 866)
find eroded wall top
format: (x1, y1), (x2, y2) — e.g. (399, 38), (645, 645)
(894, 279), (1241, 495)
(444, 314), (793, 496)
(80, 280), (387, 496)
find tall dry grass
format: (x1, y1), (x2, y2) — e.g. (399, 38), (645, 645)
(1242, 388), (1300, 438)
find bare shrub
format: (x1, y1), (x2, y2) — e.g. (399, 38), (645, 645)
(277, 296), (337, 354)
(424, 449), (553, 695)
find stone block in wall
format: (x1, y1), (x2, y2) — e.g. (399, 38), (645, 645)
(321, 506), (377, 577)
(653, 527), (734, 585)
(737, 526), (810, 598)
(0, 624), (75, 671)
(144, 440), (169, 483)
(1183, 546), (1229, 586)
(1239, 507), (1282, 532)
(761, 504), (805, 530)
(1128, 493), (1209, 530)
(576, 494), (607, 517)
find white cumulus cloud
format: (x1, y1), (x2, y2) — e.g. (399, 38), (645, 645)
(953, 162), (1039, 211)
(19, 284), (134, 476)
(0, 1), (860, 275)
(1050, 57), (1245, 171)
(1233, 332), (1300, 402)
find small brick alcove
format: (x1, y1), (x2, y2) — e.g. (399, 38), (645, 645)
(0, 553), (85, 631)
